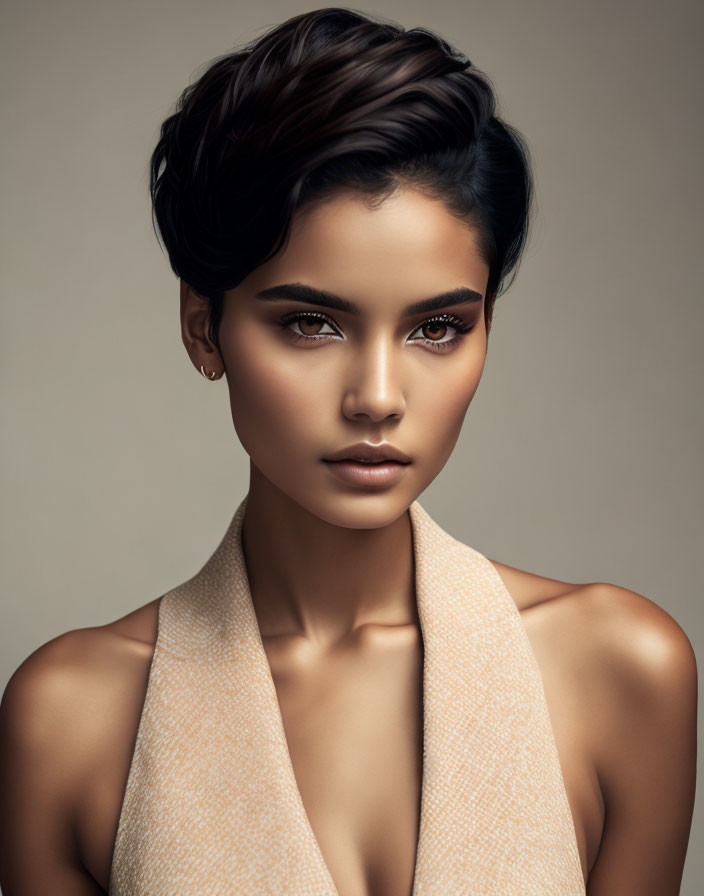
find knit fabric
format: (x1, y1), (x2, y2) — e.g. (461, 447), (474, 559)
(109, 494), (586, 894)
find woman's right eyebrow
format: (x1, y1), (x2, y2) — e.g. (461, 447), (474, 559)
(255, 282), (483, 316)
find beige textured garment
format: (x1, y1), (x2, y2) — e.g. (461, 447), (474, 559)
(109, 494), (586, 895)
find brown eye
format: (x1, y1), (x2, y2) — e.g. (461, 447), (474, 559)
(422, 321), (448, 341)
(408, 313), (473, 352)
(298, 315), (325, 336)
(278, 311), (341, 342)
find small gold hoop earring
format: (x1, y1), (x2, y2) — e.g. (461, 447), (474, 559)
(200, 364), (217, 380)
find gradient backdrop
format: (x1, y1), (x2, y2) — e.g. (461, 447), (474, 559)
(1, 0), (702, 890)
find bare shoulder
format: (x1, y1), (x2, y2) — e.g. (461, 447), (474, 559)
(1, 597), (160, 726)
(572, 582), (696, 893)
(0, 599), (160, 892)
(490, 557), (696, 678)
(489, 557), (697, 762)
(489, 559), (698, 892)
(0, 596), (161, 780)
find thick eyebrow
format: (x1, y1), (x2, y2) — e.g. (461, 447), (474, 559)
(254, 282), (483, 316)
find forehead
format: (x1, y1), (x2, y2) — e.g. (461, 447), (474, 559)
(245, 186), (489, 309)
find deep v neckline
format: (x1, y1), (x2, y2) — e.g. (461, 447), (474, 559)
(109, 492), (587, 895)
(235, 499), (428, 895)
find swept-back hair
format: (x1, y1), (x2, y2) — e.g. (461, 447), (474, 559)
(150, 7), (533, 344)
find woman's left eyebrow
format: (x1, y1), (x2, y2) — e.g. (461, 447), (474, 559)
(254, 282), (483, 316)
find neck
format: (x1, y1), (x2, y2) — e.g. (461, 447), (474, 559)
(240, 463), (417, 648)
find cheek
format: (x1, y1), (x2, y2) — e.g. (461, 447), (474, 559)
(224, 334), (321, 460)
(412, 349), (485, 463)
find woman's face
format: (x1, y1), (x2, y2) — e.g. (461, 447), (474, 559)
(216, 185), (490, 529)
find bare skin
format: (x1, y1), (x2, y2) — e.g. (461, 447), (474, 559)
(0, 186), (697, 894)
(0, 567), (696, 894)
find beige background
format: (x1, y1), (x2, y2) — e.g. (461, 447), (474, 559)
(2, 0), (702, 889)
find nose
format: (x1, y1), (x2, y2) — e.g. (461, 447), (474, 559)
(341, 333), (406, 423)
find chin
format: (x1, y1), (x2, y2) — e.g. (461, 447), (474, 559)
(298, 485), (419, 531)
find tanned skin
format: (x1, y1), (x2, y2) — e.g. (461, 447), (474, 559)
(0, 186), (697, 895)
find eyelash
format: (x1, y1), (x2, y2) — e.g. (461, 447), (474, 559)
(277, 311), (475, 352)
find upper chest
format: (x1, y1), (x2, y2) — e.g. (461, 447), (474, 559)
(261, 624), (425, 896)
(259, 613), (599, 895)
(77, 585), (598, 894)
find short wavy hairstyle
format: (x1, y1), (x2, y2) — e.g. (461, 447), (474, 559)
(150, 6), (533, 347)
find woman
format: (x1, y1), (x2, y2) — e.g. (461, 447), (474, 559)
(0, 7), (696, 895)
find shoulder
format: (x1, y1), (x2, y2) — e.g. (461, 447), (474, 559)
(1, 602), (159, 786)
(575, 581), (696, 698)
(491, 558), (696, 764)
(558, 581), (697, 791)
(0, 603), (160, 886)
(490, 561), (697, 891)
(576, 583), (696, 891)
(491, 558), (695, 681)
(1, 597), (160, 758)
(492, 560), (696, 745)
(530, 577), (696, 719)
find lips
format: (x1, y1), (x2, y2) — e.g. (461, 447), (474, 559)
(322, 457), (411, 488)
(323, 442), (412, 464)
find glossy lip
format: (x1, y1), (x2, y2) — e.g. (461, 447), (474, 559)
(322, 442), (412, 464)
(322, 458), (410, 488)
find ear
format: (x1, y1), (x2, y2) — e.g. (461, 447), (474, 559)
(180, 280), (223, 379)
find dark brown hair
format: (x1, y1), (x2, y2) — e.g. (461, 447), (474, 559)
(149, 7), (533, 345)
